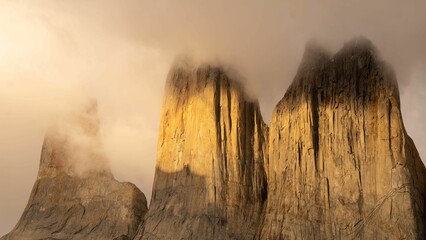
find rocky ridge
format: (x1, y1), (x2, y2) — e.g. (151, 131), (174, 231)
(2, 38), (425, 240)
(140, 38), (426, 240)
(1, 101), (148, 240)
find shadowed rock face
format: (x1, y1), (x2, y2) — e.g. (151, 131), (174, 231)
(258, 38), (426, 239)
(135, 63), (268, 240)
(1, 101), (148, 240)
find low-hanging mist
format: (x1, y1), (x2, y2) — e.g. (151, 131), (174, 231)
(0, 0), (425, 236)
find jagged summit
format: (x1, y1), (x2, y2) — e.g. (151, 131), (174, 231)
(166, 60), (254, 101)
(339, 36), (378, 55)
(335, 37), (383, 70)
(298, 37), (379, 71)
(297, 40), (332, 72)
(285, 37), (399, 110)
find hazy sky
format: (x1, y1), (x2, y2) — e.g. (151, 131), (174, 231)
(1, 0), (425, 235)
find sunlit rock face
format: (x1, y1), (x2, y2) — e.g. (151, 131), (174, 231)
(136, 62), (268, 240)
(258, 38), (426, 239)
(1, 100), (148, 240)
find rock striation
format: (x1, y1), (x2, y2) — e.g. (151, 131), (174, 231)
(258, 38), (426, 239)
(135, 62), (268, 239)
(2, 37), (425, 240)
(135, 39), (426, 239)
(1, 100), (148, 240)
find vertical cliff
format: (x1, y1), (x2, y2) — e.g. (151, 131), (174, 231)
(136, 62), (268, 239)
(4, 37), (424, 240)
(1, 100), (148, 240)
(259, 38), (426, 239)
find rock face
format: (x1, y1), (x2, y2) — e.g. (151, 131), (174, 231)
(258, 38), (426, 239)
(1, 101), (148, 240)
(3, 37), (425, 240)
(136, 62), (268, 239)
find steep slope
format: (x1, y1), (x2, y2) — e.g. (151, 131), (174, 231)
(1, 100), (148, 240)
(136, 62), (268, 239)
(258, 38), (426, 239)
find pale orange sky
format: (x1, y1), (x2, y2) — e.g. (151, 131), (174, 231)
(1, 0), (426, 235)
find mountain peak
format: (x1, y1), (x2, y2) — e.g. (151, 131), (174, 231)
(2, 98), (148, 240)
(165, 60), (255, 106)
(261, 37), (426, 239)
(334, 36), (379, 63)
(138, 59), (268, 239)
(297, 40), (331, 72)
(342, 36), (377, 52)
(288, 37), (398, 106)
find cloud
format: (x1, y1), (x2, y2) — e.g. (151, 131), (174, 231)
(0, 0), (425, 235)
